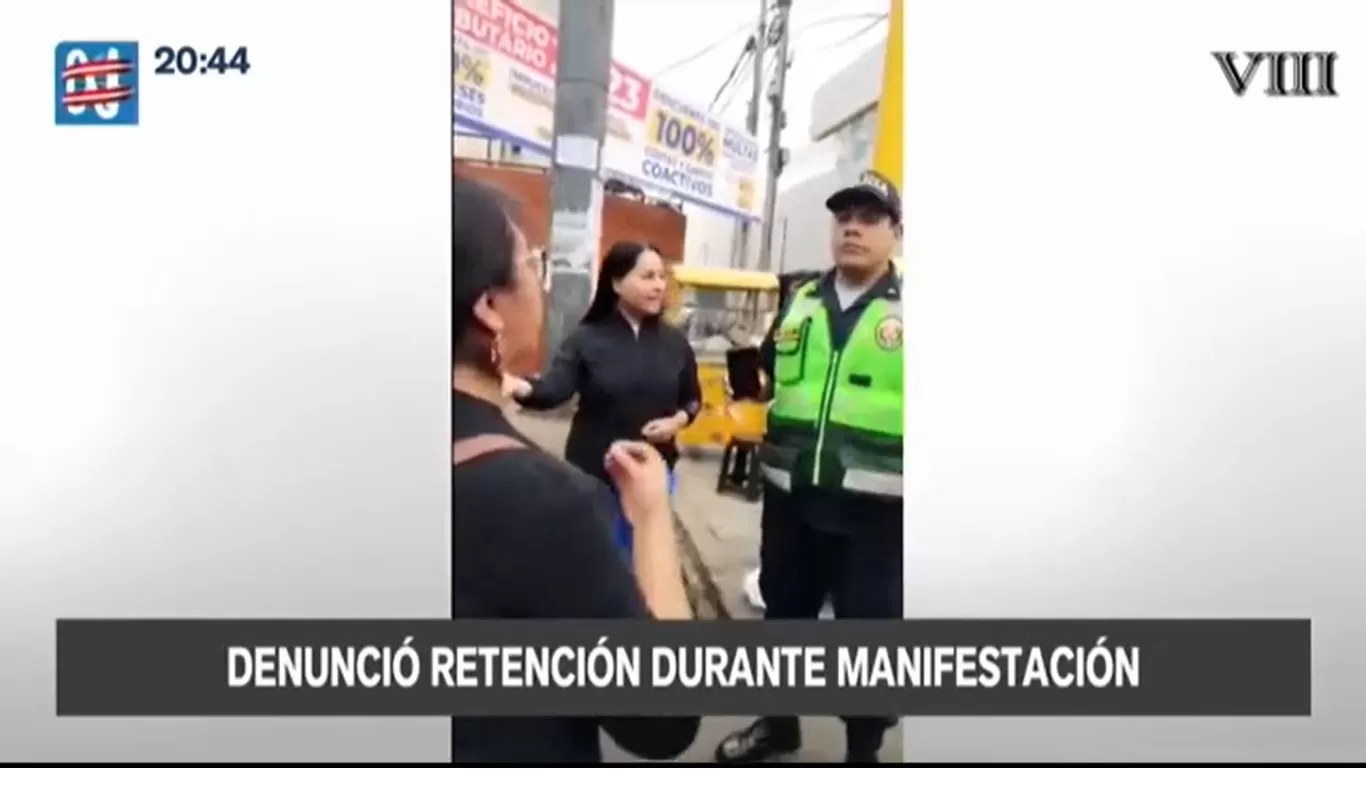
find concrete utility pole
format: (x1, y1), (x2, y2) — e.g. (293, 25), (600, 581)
(757, 0), (792, 271)
(732, 0), (768, 268)
(543, 0), (615, 368)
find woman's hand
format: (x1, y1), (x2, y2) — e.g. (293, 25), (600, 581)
(501, 373), (532, 399)
(641, 412), (688, 443)
(604, 441), (671, 529)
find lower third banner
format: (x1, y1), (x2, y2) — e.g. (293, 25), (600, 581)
(55, 619), (1311, 717)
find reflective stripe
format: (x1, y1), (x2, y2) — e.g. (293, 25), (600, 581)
(764, 465), (901, 498)
(761, 465), (792, 491)
(841, 468), (903, 498)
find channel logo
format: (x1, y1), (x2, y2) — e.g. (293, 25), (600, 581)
(55, 41), (139, 126)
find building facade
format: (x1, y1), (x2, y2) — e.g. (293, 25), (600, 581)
(453, 0), (744, 268)
(453, 0), (888, 272)
(769, 38), (886, 274)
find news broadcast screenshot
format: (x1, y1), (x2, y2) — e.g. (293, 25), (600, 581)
(2, 0), (1364, 792)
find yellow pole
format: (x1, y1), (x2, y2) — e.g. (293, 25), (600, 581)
(871, 0), (903, 197)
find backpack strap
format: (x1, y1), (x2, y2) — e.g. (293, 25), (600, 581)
(452, 434), (527, 467)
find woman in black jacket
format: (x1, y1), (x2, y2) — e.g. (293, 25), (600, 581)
(504, 242), (702, 560)
(451, 177), (698, 763)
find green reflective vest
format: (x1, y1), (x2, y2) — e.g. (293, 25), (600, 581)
(760, 276), (904, 499)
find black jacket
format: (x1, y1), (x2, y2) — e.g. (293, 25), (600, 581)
(451, 390), (700, 762)
(519, 312), (702, 485)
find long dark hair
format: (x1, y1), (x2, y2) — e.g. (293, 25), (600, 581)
(581, 241), (664, 324)
(452, 177), (519, 371)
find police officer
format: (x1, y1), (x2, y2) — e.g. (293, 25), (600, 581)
(716, 170), (904, 765)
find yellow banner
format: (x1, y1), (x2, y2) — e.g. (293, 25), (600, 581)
(455, 52), (488, 90)
(645, 98), (721, 171)
(871, 0), (903, 194)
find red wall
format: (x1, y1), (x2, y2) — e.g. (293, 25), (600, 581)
(454, 160), (688, 370)
(454, 161), (686, 261)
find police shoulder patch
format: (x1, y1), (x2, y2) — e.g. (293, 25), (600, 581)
(874, 315), (903, 351)
(773, 326), (802, 351)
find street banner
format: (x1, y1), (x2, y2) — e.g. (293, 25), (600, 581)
(57, 619), (1311, 717)
(452, 0), (763, 222)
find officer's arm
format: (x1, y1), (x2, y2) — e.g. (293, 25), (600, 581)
(760, 272), (819, 401)
(756, 297), (788, 402)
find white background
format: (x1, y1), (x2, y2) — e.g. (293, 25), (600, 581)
(3, 0), (1366, 768)
(904, 0), (1366, 761)
(11, 767), (1366, 804)
(7, 767), (1364, 804)
(0, 1), (452, 761)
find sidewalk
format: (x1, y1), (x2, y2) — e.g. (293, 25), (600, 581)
(508, 412), (748, 620)
(508, 410), (903, 763)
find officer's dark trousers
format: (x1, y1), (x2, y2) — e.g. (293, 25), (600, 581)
(757, 485), (903, 748)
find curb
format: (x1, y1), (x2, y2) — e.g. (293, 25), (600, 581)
(514, 409), (732, 621)
(672, 510), (732, 621)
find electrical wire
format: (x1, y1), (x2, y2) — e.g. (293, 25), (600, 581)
(714, 11), (887, 112)
(710, 42), (755, 110)
(794, 11), (887, 36)
(752, 51), (783, 152)
(719, 48), (775, 117)
(799, 12), (888, 53)
(715, 81), (742, 115)
(653, 7), (885, 86)
(715, 69), (748, 114)
(649, 7), (776, 80)
(745, 12), (885, 153)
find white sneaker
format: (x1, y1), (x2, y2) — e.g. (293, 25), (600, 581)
(742, 567), (765, 612)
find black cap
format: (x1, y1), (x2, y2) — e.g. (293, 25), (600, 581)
(825, 169), (901, 223)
